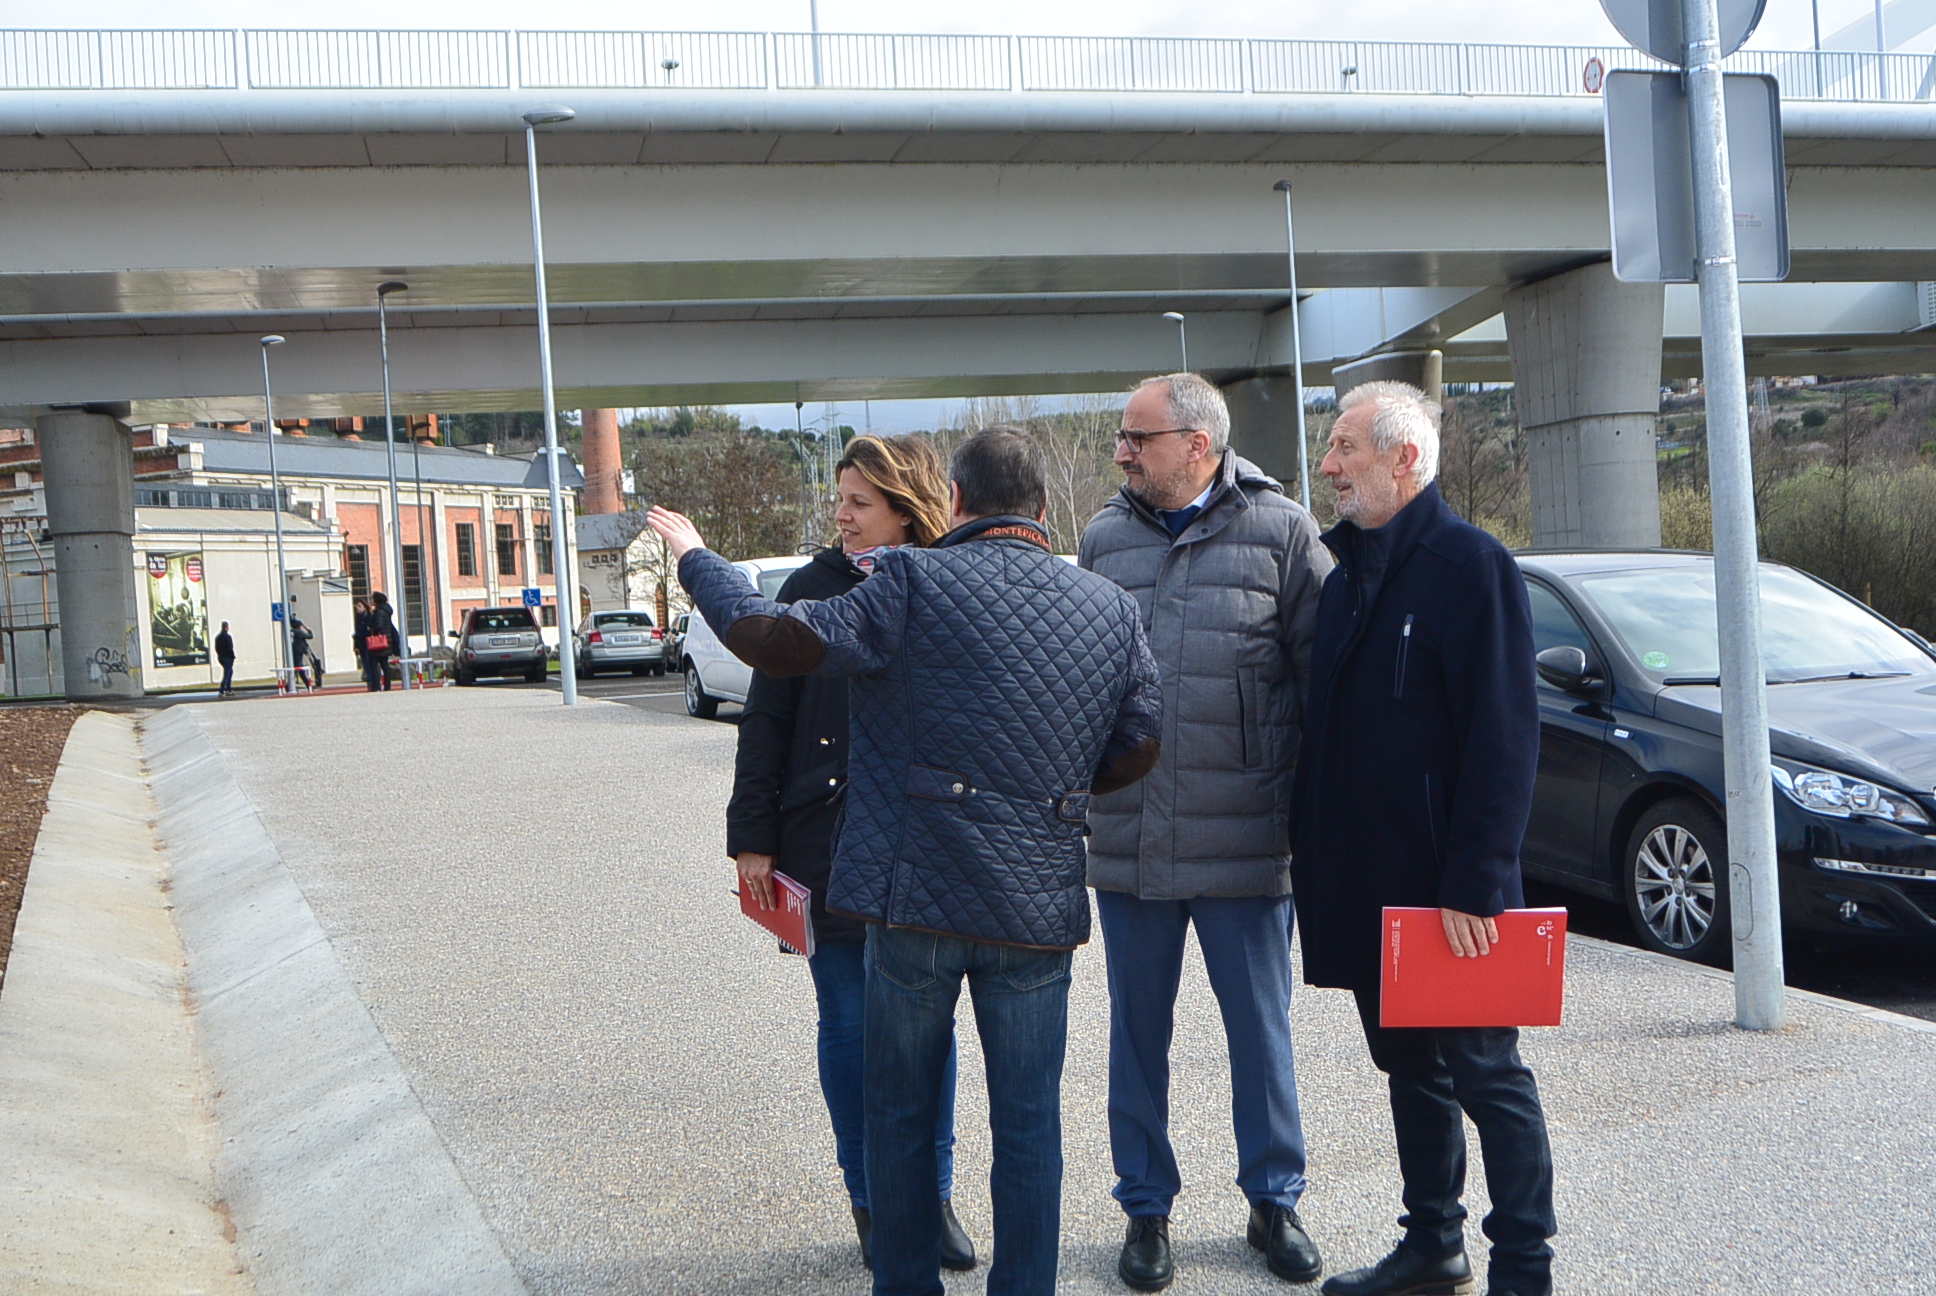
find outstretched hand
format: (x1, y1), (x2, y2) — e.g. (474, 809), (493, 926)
(646, 506), (706, 560)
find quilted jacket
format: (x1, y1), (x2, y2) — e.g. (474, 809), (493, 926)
(679, 515), (1163, 950)
(1079, 453), (1332, 898)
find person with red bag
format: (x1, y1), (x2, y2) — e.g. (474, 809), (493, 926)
(358, 591), (399, 691)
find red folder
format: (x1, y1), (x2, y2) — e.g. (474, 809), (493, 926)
(739, 871), (817, 957)
(1380, 907), (1567, 1028)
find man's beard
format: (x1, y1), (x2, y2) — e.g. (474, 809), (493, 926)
(1335, 471), (1401, 525)
(1128, 461), (1199, 511)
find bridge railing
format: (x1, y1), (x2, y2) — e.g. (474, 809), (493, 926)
(1, 29), (1933, 103)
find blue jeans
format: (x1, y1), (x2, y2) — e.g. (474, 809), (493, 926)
(806, 939), (957, 1210)
(865, 925), (1073, 1296)
(218, 660), (233, 692)
(1095, 890), (1308, 1218)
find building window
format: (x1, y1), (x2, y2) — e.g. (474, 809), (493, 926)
(454, 523), (477, 577)
(495, 523), (518, 577)
(178, 489), (212, 508)
(535, 522), (553, 576)
(220, 491), (254, 510)
(402, 545), (430, 638)
(346, 545), (370, 601)
(540, 602), (557, 627)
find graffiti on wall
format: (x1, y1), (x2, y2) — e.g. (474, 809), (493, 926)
(85, 645), (130, 688)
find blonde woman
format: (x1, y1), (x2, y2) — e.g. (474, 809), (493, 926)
(725, 435), (977, 1271)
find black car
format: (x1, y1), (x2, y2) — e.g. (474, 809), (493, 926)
(1516, 551), (1936, 962)
(454, 606), (548, 686)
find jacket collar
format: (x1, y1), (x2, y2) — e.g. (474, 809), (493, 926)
(934, 514), (1052, 551)
(1108, 452), (1284, 545)
(1320, 482), (1452, 608)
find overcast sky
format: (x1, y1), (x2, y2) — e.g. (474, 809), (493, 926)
(48, 2), (1931, 54)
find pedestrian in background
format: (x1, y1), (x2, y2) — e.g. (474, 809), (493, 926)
(1291, 382), (1556, 1296)
(289, 616), (317, 690)
(1080, 373), (1332, 1292)
(351, 597), (369, 684)
(214, 620), (236, 697)
(360, 592), (399, 692)
(652, 427), (1162, 1296)
(727, 434), (977, 1273)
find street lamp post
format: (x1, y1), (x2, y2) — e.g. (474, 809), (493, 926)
(376, 280), (413, 690)
(1162, 311), (1189, 373)
(257, 335), (296, 692)
(1273, 179), (1314, 510)
(523, 106), (581, 706)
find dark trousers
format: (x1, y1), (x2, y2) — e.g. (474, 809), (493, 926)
(1096, 890), (1307, 1217)
(1352, 989), (1556, 1295)
(364, 652), (390, 691)
(865, 925), (1072, 1296)
(218, 660), (234, 693)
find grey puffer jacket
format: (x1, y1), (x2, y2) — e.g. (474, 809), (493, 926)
(1079, 452), (1333, 899)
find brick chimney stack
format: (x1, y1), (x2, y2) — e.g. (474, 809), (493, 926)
(581, 408), (624, 515)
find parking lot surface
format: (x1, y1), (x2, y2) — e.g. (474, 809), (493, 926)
(186, 688), (1936, 1295)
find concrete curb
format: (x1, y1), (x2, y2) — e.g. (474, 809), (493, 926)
(0, 710), (248, 1295)
(1572, 932), (1936, 1034)
(141, 706), (526, 1296)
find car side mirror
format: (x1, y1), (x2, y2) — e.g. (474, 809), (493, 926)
(1536, 645), (1603, 694)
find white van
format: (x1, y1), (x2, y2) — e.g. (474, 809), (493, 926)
(677, 554), (812, 718)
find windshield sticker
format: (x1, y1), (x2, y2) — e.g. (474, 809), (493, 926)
(1643, 651), (1670, 669)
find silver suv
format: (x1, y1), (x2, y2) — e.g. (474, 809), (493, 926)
(455, 606), (547, 685)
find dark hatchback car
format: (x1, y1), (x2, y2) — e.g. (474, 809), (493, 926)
(1516, 551), (1936, 962)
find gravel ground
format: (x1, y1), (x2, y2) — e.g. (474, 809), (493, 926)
(0, 704), (81, 987)
(189, 688), (1936, 1295)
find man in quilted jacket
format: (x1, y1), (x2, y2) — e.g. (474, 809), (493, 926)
(1079, 374), (1332, 1292)
(649, 426), (1163, 1296)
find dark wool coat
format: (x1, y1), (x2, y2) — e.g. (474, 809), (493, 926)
(1288, 484), (1539, 992)
(726, 547), (869, 945)
(680, 516), (1163, 950)
(1079, 452), (1331, 899)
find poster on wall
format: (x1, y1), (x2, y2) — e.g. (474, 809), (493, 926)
(147, 551), (210, 667)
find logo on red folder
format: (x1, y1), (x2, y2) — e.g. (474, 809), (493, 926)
(738, 871), (817, 958)
(1381, 908), (1568, 1029)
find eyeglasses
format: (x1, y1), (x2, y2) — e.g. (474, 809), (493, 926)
(1115, 427), (1197, 454)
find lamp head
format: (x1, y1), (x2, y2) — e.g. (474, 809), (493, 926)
(1273, 179), (1294, 193)
(377, 280), (409, 297)
(521, 106), (576, 127)
(1162, 312), (1185, 324)
(260, 335), (286, 348)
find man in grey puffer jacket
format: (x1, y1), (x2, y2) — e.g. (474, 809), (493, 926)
(1080, 373), (1334, 1293)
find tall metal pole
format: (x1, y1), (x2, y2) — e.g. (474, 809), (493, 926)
(524, 109), (579, 706)
(1683, 0), (1784, 1030)
(810, 0), (824, 86)
(258, 336), (295, 692)
(1162, 312), (1188, 372)
(376, 285), (413, 690)
(1274, 179), (1313, 511)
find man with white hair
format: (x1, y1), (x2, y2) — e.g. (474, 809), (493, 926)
(1292, 381), (1556, 1296)
(1080, 372), (1332, 1292)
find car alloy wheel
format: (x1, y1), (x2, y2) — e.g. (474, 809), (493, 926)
(1624, 796), (1731, 964)
(685, 660), (719, 719)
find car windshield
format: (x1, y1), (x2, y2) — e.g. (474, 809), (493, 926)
(1574, 564), (1933, 684)
(596, 613), (654, 628)
(757, 567), (798, 599)
(472, 610), (534, 632)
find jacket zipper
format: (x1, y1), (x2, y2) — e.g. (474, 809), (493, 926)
(1393, 614), (1414, 699)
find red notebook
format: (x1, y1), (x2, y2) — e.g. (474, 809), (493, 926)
(1380, 907), (1567, 1028)
(739, 871), (817, 957)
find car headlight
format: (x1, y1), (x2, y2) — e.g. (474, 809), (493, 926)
(1772, 761), (1931, 828)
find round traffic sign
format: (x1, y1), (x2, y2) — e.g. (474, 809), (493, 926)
(1583, 57), (1605, 94)
(1597, 0), (1766, 65)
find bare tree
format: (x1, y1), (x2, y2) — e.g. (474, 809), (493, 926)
(632, 427), (805, 561)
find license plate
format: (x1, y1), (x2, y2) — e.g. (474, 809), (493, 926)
(612, 633), (644, 645)
(491, 636), (517, 647)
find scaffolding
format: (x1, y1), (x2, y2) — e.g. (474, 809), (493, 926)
(1, 517), (59, 698)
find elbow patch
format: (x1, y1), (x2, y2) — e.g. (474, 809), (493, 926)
(722, 615), (827, 677)
(1093, 737), (1161, 795)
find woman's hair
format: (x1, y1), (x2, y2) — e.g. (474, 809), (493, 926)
(834, 434), (951, 546)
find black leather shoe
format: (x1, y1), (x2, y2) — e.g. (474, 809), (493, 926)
(1248, 1202), (1323, 1284)
(852, 1206), (872, 1270)
(1319, 1242), (1473, 1296)
(1118, 1215), (1173, 1292)
(939, 1198), (977, 1271)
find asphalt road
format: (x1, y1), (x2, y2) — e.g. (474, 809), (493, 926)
(183, 688), (1936, 1296)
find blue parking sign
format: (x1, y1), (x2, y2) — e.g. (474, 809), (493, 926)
(271, 602), (285, 622)
(522, 587), (542, 608)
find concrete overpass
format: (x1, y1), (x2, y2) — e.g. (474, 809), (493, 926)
(5, 27), (1936, 697)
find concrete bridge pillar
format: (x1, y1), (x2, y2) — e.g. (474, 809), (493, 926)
(1504, 262), (1665, 548)
(37, 411), (143, 699)
(1331, 350), (1444, 406)
(1221, 376), (1302, 484)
